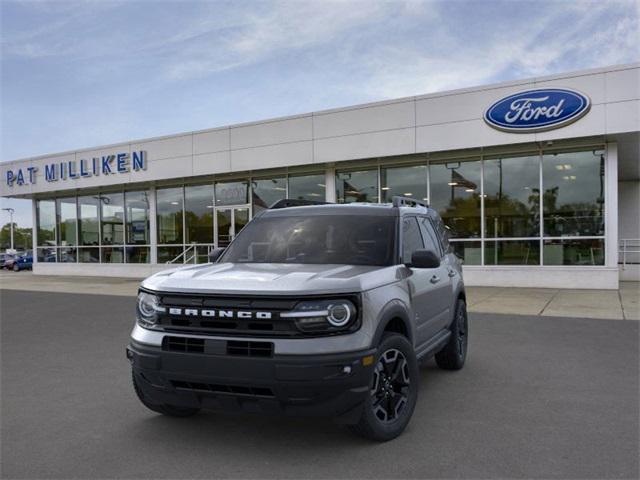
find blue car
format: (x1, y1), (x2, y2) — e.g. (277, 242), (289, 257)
(13, 252), (33, 271)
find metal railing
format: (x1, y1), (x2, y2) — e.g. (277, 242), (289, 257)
(619, 238), (640, 269)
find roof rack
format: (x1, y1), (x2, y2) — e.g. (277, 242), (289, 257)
(392, 196), (429, 209)
(269, 198), (331, 209)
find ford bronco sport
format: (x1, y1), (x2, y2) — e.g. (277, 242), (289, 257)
(127, 197), (468, 441)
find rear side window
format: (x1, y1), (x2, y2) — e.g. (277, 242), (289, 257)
(402, 217), (424, 263)
(419, 217), (442, 257)
(433, 215), (451, 253)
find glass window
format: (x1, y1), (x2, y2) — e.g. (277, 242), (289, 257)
(215, 181), (248, 206)
(336, 170), (379, 203)
(125, 246), (150, 264)
(542, 150), (605, 237)
(101, 246), (124, 263)
(543, 238), (604, 265)
(381, 165), (428, 203)
(185, 184), (214, 244)
(77, 247), (99, 263)
(252, 177), (286, 213)
(336, 169), (379, 203)
(418, 217), (442, 256)
(221, 215), (397, 266)
(37, 246), (57, 262)
(58, 246), (76, 263)
(288, 173), (325, 201)
(100, 193), (124, 245)
(484, 155), (540, 238)
(156, 187), (183, 244)
(77, 196), (100, 246)
(430, 160), (481, 238)
(125, 191), (150, 245)
(56, 198), (77, 246)
(36, 200), (56, 246)
(157, 246), (184, 264)
(402, 217), (424, 264)
(484, 240), (540, 265)
(450, 241), (482, 265)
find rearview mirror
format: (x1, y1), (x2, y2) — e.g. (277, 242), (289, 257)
(208, 247), (226, 263)
(408, 249), (440, 269)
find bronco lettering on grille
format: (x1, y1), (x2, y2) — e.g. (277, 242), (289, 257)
(167, 308), (273, 320)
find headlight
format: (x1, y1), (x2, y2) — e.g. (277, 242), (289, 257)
(136, 291), (164, 328)
(282, 299), (358, 334)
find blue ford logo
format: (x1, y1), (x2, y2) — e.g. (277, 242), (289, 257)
(484, 88), (591, 133)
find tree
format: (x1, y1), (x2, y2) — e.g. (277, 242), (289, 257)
(0, 223), (32, 251)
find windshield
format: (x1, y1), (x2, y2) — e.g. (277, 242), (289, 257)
(221, 214), (397, 266)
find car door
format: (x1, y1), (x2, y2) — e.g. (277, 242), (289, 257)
(401, 216), (446, 348)
(418, 216), (453, 333)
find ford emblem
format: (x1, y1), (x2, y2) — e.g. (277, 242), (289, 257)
(484, 88), (591, 133)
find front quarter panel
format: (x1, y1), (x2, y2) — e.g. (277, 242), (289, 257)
(362, 274), (414, 349)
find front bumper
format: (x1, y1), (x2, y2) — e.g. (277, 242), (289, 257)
(127, 339), (376, 423)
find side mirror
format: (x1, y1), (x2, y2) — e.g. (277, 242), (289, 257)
(408, 249), (441, 269)
(208, 247), (225, 263)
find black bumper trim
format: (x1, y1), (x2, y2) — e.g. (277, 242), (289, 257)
(128, 340), (376, 422)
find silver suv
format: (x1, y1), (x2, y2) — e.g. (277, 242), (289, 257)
(127, 197), (468, 441)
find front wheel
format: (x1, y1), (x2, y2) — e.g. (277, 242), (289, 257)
(435, 298), (468, 370)
(132, 371), (200, 417)
(349, 333), (419, 441)
(12, 264), (19, 272)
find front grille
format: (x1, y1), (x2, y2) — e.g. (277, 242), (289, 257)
(171, 380), (274, 398)
(227, 340), (273, 357)
(157, 294), (298, 337)
(152, 292), (361, 338)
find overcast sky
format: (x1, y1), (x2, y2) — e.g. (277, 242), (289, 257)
(1, 0), (639, 228)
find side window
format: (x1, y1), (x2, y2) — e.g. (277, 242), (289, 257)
(433, 216), (451, 253)
(419, 217), (442, 257)
(402, 217), (424, 263)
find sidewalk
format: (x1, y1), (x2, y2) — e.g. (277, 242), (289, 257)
(1, 271), (638, 320)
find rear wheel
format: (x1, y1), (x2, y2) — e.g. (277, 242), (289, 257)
(12, 264), (19, 272)
(435, 299), (468, 370)
(349, 333), (419, 441)
(132, 371), (200, 417)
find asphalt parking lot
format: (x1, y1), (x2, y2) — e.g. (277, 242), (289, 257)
(1, 290), (638, 479)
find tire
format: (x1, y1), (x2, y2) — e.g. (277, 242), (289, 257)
(13, 264), (19, 272)
(132, 371), (200, 418)
(435, 299), (468, 371)
(349, 333), (419, 442)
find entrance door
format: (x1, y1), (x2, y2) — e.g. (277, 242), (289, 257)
(216, 207), (250, 248)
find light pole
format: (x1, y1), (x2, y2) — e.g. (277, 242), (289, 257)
(2, 207), (15, 251)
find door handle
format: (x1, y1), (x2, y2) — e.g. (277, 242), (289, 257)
(448, 269), (457, 277)
(430, 275), (440, 284)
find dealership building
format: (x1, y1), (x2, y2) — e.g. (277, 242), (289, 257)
(1, 63), (638, 289)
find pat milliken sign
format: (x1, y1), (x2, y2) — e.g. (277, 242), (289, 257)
(484, 88), (591, 133)
(5, 151), (147, 187)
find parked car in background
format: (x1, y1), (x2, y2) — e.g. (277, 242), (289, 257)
(12, 252), (33, 271)
(2, 253), (17, 270)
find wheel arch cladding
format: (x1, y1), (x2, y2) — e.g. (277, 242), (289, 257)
(372, 301), (413, 347)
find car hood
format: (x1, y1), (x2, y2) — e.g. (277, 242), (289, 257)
(141, 262), (402, 295)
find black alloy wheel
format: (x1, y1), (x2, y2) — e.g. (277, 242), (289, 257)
(349, 333), (419, 441)
(371, 348), (411, 423)
(435, 299), (468, 370)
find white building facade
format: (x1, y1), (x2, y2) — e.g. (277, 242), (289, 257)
(2, 63), (639, 289)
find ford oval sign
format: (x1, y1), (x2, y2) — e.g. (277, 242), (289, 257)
(484, 88), (591, 133)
